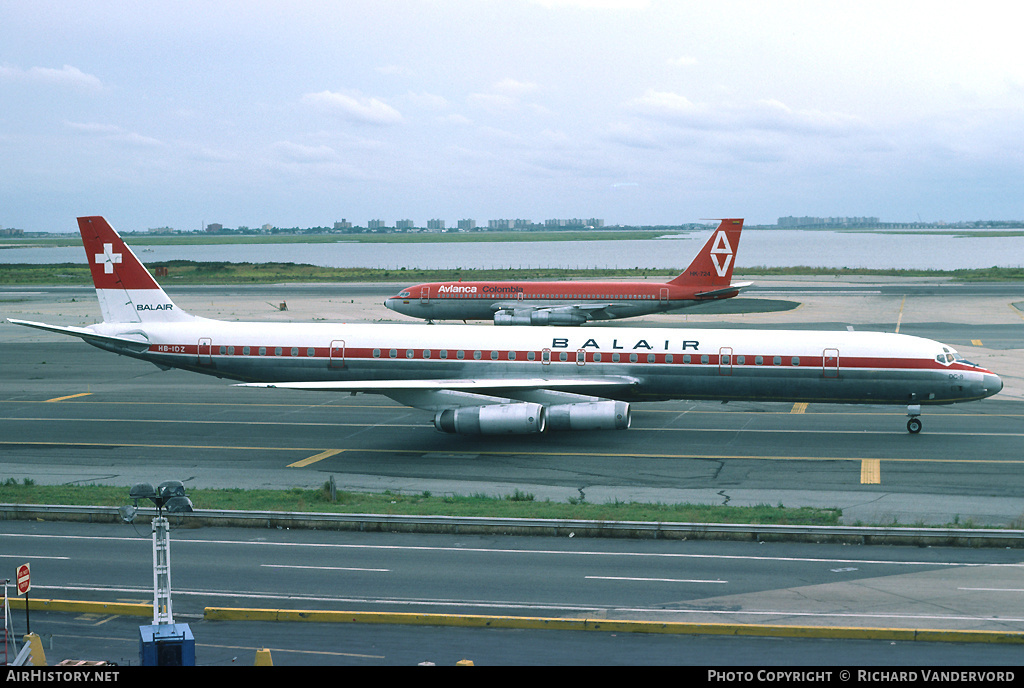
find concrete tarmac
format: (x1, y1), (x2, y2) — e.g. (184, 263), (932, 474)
(2, 277), (1022, 526)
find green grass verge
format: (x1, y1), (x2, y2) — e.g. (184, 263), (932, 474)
(2, 262), (1023, 286)
(0, 480), (840, 526)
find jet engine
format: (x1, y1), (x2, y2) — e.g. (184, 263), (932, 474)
(434, 402), (547, 435)
(493, 310), (589, 326)
(545, 401), (631, 431)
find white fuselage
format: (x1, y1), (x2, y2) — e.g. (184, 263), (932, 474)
(88, 319), (1001, 407)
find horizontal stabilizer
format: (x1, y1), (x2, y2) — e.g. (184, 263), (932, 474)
(7, 318), (152, 352)
(694, 281), (754, 298)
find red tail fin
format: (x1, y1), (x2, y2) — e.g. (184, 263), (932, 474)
(77, 216), (192, 323)
(79, 216), (161, 291)
(667, 219), (744, 287)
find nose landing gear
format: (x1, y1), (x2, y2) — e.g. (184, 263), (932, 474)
(907, 404), (922, 434)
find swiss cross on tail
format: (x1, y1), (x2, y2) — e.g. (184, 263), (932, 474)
(95, 243), (123, 274)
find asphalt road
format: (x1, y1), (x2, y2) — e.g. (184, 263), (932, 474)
(2, 279), (1023, 666)
(4, 520), (1023, 666)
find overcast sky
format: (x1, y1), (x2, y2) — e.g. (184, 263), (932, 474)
(3, 0), (1023, 232)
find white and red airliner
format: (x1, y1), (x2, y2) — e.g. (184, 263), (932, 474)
(384, 219), (751, 325)
(8, 217), (1001, 435)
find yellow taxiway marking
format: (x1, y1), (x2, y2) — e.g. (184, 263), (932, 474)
(288, 449), (345, 468)
(4, 440), (1024, 467)
(44, 392), (92, 402)
(860, 459), (881, 484)
(972, 339), (983, 346)
(790, 403), (808, 414)
(895, 295), (906, 333)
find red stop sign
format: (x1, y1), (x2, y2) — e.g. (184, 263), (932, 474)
(16, 563), (30, 595)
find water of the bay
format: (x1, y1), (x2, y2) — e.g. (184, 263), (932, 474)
(2, 229), (1022, 271)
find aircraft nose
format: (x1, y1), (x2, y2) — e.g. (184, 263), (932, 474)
(985, 372), (1003, 397)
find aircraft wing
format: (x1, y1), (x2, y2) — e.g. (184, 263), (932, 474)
(6, 318), (152, 353)
(237, 376), (639, 393)
(693, 281), (753, 299)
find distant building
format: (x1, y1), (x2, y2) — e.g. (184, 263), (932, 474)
(427, 219), (445, 230)
(544, 218), (586, 228)
(368, 219), (386, 230)
(334, 219), (352, 230)
(457, 219), (476, 231)
(0, 227), (25, 236)
(777, 216), (880, 228)
(396, 219), (415, 230)
(488, 219), (513, 230)
(514, 219), (533, 229)
(205, 223), (223, 233)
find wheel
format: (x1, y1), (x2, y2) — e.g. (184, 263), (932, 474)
(907, 417), (922, 434)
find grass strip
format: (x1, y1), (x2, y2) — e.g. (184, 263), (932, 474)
(0, 480), (839, 526)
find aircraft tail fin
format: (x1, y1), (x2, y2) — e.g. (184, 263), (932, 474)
(77, 216), (194, 324)
(667, 218), (744, 287)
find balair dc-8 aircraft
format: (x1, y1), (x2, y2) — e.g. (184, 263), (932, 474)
(384, 219), (750, 325)
(8, 217), (1001, 435)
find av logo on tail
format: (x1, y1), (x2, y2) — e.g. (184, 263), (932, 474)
(709, 230), (734, 278)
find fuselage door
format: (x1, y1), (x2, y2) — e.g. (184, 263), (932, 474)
(330, 340), (346, 369)
(718, 346), (733, 376)
(541, 348), (551, 365)
(823, 348), (840, 378)
(198, 337), (213, 366)
(420, 287), (430, 304)
(576, 349), (586, 366)
(659, 287), (670, 305)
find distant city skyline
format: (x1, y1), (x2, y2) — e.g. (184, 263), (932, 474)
(3, 2), (1022, 233)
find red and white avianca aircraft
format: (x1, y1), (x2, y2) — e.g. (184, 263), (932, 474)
(384, 219), (750, 325)
(8, 217), (1001, 435)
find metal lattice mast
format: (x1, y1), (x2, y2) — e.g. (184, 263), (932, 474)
(152, 516), (173, 625)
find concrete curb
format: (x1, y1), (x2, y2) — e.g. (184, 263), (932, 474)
(9, 597), (1024, 643)
(5, 597), (151, 617)
(202, 607), (1024, 643)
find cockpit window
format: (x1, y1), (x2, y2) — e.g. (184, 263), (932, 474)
(399, 291), (411, 298)
(936, 347), (975, 366)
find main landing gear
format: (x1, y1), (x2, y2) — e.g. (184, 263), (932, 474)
(906, 404), (922, 434)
